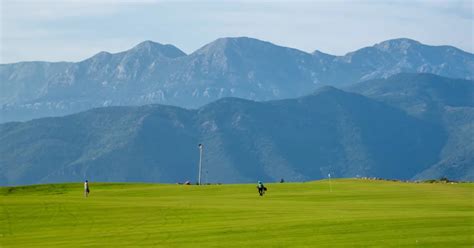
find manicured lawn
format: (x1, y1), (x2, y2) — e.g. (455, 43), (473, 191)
(1, 179), (472, 247)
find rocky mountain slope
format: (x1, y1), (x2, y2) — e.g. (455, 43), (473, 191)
(349, 73), (474, 181)
(1, 37), (473, 122)
(0, 85), (448, 186)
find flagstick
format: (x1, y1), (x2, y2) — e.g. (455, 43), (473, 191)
(328, 173), (332, 192)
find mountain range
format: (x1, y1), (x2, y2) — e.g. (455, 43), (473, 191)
(348, 73), (474, 181)
(1, 37), (473, 123)
(1, 73), (472, 186)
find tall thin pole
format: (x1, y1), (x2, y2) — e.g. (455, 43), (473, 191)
(328, 173), (332, 192)
(198, 144), (203, 185)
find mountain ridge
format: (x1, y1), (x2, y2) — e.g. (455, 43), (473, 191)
(0, 80), (455, 186)
(1, 37), (473, 123)
(348, 73), (474, 181)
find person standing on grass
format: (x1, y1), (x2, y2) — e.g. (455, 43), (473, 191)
(257, 181), (267, 196)
(84, 180), (90, 197)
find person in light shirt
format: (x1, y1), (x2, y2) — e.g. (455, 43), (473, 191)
(84, 180), (90, 197)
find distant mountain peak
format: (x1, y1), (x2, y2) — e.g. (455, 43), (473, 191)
(134, 40), (163, 48)
(130, 40), (186, 58)
(214, 36), (268, 45)
(193, 36), (281, 55)
(374, 38), (421, 51)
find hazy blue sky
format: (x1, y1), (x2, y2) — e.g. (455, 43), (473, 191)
(1, 0), (473, 63)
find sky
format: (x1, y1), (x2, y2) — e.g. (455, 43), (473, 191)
(1, 0), (473, 63)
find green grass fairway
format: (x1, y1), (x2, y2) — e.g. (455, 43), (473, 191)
(1, 179), (473, 247)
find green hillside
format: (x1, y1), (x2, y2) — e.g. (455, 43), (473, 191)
(1, 179), (472, 247)
(0, 86), (447, 186)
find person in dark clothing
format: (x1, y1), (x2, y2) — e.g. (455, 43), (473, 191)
(257, 181), (267, 196)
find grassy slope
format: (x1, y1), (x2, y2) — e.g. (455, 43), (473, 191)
(0, 179), (472, 247)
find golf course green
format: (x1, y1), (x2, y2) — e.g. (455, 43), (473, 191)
(1, 179), (472, 247)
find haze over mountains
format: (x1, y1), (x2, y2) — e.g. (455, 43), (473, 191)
(1, 73), (473, 185)
(1, 37), (473, 123)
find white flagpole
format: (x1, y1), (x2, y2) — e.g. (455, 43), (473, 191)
(198, 144), (203, 185)
(328, 173), (332, 192)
